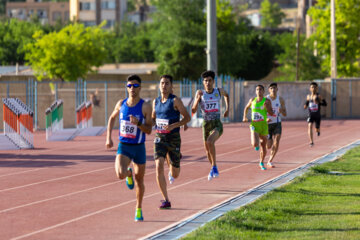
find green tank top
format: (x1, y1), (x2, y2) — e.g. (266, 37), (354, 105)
(251, 97), (267, 123)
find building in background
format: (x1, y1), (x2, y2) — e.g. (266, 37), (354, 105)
(6, 0), (69, 25)
(70, 0), (126, 28)
(231, 0), (298, 29)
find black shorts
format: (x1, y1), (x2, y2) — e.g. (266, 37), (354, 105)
(307, 115), (321, 129)
(154, 132), (181, 168)
(268, 122), (282, 139)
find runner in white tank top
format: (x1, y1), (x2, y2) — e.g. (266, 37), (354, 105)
(266, 83), (287, 168)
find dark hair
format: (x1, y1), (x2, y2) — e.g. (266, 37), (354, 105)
(269, 83), (277, 88)
(201, 70), (215, 79)
(127, 74), (141, 83)
(256, 84), (264, 91)
(310, 82), (318, 87)
(160, 74), (173, 84)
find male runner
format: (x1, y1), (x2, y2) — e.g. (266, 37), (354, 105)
(192, 70), (229, 180)
(105, 75), (152, 221)
(153, 75), (191, 209)
(304, 82), (327, 146)
(266, 83), (287, 168)
(243, 85), (274, 170)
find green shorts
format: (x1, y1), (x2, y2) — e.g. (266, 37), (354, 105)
(250, 121), (268, 136)
(202, 119), (223, 141)
(154, 132), (181, 168)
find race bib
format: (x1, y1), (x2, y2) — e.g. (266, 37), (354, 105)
(156, 118), (170, 133)
(204, 100), (219, 113)
(309, 102), (318, 112)
(252, 112), (264, 122)
(120, 120), (137, 138)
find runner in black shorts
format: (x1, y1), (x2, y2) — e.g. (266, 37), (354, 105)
(304, 82), (327, 146)
(266, 83), (287, 168)
(153, 75), (190, 209)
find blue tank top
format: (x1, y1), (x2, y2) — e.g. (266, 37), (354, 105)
(119, 98), (145, 144)
(154, 94), (180, 134)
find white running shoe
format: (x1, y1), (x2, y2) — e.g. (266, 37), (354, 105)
(168, 172), (175, 184)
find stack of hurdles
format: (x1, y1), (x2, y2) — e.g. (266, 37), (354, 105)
(2, 98), (34, 149)
(76, 101), (92, 129)
(45, 100), (63, 141)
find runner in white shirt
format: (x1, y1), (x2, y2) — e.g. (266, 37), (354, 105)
(266, 83), (287, 168)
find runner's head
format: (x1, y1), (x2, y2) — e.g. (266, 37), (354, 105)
(159, 74), (173, 95)
(310, 82), (318, 94)
(256, 84), (265, 98)
(201, 70), (215, 93)
(268, 83), (278, 96)
(126, 74), (141, 98)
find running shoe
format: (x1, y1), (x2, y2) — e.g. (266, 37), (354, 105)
(126, 168), (134, 190)
(317, 132), (320, 136)
(255, 146), (260, 151)
(208, 168), (214, 181)
(310, 142), (314, 147)
(267, 162), (275, 168)
(213, 166), (219, 178)
(134, 208), (143, 222)
(259, 162), (266, 170)
(159, 200), (171, 209)
(168, 171), (175, 184)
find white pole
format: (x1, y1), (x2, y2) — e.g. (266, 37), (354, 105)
(330, 0), (337, 78)
(207, 0), (217, 75)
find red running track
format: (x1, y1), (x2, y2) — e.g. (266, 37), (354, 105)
(1, 120), (359, 240)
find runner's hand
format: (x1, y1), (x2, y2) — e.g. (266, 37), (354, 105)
(243, 117), (248, 122)
(129, 115), (139, 125)
(223, 110), (229, 118)
(184, 124), (188, 131)
(106, 139), (113, 149)
(196, 90), (203, 101)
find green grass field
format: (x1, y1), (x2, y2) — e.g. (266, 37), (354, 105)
(183, 146), (360, 240)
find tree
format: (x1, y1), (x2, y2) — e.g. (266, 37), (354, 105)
(259, 0), (285, 28)
(309, 0), (360, 77)
(150, 0), (206, 80)
(25, 23), (108, 81)
(275, 33), (327, 81)
(106, 22), (154, 63)
(0, 18), (41, 65)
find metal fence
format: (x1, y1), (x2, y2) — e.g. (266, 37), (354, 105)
(1, 77), (359, 131)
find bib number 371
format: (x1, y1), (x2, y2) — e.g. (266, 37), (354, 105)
(120, 120), (137, 138)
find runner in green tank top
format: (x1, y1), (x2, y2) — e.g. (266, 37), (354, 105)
(243, 85), (274, 170)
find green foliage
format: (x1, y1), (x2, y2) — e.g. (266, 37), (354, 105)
(106, 22), (154, 63)
(309, 0), (360, 77)
(150, 0), (206, 79)
(0, 18), (41, 65)
(259, 0), (285, 28)
(25, 23), (108, 81)
(275, 33), (327, 81)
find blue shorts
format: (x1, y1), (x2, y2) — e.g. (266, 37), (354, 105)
(117, 142), (146, 165)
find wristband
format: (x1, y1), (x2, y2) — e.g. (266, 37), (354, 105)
(137, 121), (142, 126)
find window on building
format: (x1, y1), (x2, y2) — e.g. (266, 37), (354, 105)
(104, 19), (115, 28)
(53, 11), (62, 21)
(83, 21), (96, 27)
(64, 11), (69, 21)
(37, 9), (47, 18)
(80, 2), (95, 11)
(101, 1), (115, 9)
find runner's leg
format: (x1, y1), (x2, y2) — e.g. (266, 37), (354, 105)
(155, 157), (169, 201)
(268, 134), (281, 163)
(133, 162), (146, 209)
(115, 154), (132, 179)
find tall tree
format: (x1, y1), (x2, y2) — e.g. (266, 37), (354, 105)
(275, 33), (327, 81)
(150, 0), (206, 80)
(25, 23), (108, 81)
(309, 0), (360, 77)
(259, 0), (285, 28)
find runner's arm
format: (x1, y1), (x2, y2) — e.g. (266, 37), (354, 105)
(168, 97), (191, 131)
(304, 95), (309, 109)
(151, 99), (157, 126)
(191, 90), (202, 114)
(279, 97), (287, 117)
(243, 98), (253, 122)
(106, 100), (122, 148)
(265, 99), (274, 116)
(220, 88), (230, 117)
(139, 101), (153, 135)
(319, 95), (327, 106)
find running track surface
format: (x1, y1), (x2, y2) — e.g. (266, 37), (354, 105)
(1, 120), (360, 240)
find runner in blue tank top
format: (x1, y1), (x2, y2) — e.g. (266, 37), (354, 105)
(105, 75), (152, 222)
(152, 75), (191, 209)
